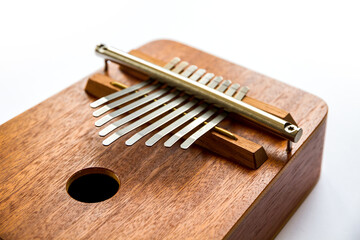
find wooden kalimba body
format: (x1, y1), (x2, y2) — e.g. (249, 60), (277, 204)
(0, 40), (327, 239)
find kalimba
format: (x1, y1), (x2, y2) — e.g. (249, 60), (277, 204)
(0, 40), (327, 239)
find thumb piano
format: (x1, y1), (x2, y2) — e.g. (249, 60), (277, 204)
(0, 40), (327, 239)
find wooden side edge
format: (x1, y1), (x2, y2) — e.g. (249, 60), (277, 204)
(225, 116), (327, 239)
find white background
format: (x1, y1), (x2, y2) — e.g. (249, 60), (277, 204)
(1, 1), (359, 239)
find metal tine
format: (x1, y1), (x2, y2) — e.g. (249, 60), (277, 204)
(163, 57), (182, 70)
(145, 76), (222, 147)
(181, 65), (198, 77)
(180, 112), (227, 149)
(225, 83), (240, 96)
(189, 69), (206, 81)
(234, 86), (249, 100)
(216, 79), (232, 93)
(93, 84), (161, 117)
(163, 80), (231, 148)
(90, 80), (153, 108)
(99, 90), (181, 135)
(94, 85), (168, 123)
(198, 73), (215, 85)
(102, 95), (189, 146)
(99, 65), (198, 135)
(207, 76), (223, 88)
(172, 61), (189, 74)
(164, 108), (216, 147)
(125, 100), (199, 146)
(90, 57), (180, 108)
(125, 69), (209, 146)
(94, 60), (190, 120)
(145, 104), (207, 146)
(181, 84), (247, 149)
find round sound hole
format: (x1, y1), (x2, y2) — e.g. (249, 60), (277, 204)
(66, 167), (120, 203)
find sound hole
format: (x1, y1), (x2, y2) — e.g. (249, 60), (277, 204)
(66, 168), (120, 203)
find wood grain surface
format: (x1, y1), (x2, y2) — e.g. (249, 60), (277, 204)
(0, 40), (327, 239)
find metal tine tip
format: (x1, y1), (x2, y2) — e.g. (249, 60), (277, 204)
(235, 86), (249, 100)
(163, 79), (231, 148)
(198, 73), (215, 85)
(181, 65), (198, 77)
(189, 69), (206, 81)
(207, 76), (223, 88)
(216, 80), (232, 93)
(225, 83), (240, 96)
(163, 57), (181, 70)
(171, 61), (189, 74)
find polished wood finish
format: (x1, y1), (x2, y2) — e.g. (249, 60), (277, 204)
(0, 40), (327, 239)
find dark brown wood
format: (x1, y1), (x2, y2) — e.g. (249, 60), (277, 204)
(0, 40), (327, 239)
